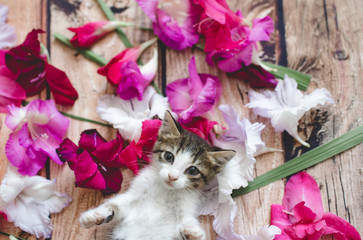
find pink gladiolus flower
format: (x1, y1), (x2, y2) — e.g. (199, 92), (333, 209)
(0, 50), (26, 113)
(166, 56), (221, 123)
(98, 39), (158, 100)
(271, 172), (361, 240)
(135, 119), (163, 162)
(5, 99), (70, 176)
(57, 129), (140, 194)
(68, 21), (133, 48)
(5, 29), (78, 105)
(136, 0), (202, 50)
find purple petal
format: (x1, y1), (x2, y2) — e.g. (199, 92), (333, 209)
(135, 0), (158, 21)
(78, 129), (106, 152)
(187, 56), (204, 98)
(56, 138), (80, 170)
(6, 131), (48, 176)
(250, 16), (274, 42)
(166, 78), (193, 113)
(283, 172), (324, 221)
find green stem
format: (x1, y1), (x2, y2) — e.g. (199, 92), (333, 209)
(231, 125), (363, 197)
(0, 231), (28, 240)
(97, 0), (132, 48)
(60, 112), (113, 128)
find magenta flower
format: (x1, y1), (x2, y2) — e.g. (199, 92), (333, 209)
(231, 64), (277, 88)
(5, 99), (70, 176)
(271, 172), (361, 240)
(0, 50), (26, 113)
(57, 129), (140, 194)
(136, 0), (201, 50)
(5, 29), (78, 105)
(181, 117), (218, 142)
(69, 21), (132, 48)
(166, 56), (221, 123)
(97, 39), (157, 100)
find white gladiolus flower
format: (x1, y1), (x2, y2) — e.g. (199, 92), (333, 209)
(0, 167), (71, 238)
(246, 75), (334, 147)
(0, 4), (16, 49)
(97, 86), (171, 141)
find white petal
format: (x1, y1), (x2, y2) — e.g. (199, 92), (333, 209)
(247, 75), (333, 147)
(244, 225), (281, 240)
(0, 24), (17, 49)
(0, 168), (71, 238)
(139, 48), (158, 81)
(0, 4), (9, 23)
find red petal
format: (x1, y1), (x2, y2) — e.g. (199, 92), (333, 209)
(92, 132), (125, 168)
(56, 138), (80, 170)
(182, 117), (218, 141)
(45, 64), (78, 106)
(74, 150), (106, 190)
(78, 129), (107, 152)
(99, 167), (123, 194)
(118, 141), (139, 175)
(136, 119), (162, 162)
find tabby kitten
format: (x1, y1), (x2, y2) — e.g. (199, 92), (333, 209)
(80, 111), (235, 240)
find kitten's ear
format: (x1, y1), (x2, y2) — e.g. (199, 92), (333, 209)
(159, 111), (182, 137)
(209, 149), (236, 171)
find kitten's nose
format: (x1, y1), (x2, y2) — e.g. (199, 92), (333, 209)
(168, 174), (178, 182)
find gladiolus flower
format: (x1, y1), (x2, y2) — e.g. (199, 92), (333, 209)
(97, 39), (158, 100)
(0, 167), (71, 238)
(181, 116), (218, 142)
(166, 56), (221, 123)
(231, 64), (277, 88)
(246, 75), (334, 147)
(0, 50), (26, 113)
(0, 4), (16, 49)
(4, 29), (78, 105)
(5, 99), (70, 176)
(136, 0), (202, 50)
(194, 0), (274, 87)
(97, 86), (171, 141)
(69, 20), (133, 48)
(57, 129), (139, 194)
(271, 172), (361, 240)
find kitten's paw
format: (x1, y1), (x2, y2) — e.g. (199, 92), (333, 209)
(183, 225), (206, 240)
(80, 206), (114, 228)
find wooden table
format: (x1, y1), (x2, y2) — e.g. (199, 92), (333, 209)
(0, 0), (362, 239)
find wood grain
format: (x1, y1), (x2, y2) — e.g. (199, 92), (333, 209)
(0, 0), (362, 239)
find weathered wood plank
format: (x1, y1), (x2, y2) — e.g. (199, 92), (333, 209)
(283, 0), (363, 236)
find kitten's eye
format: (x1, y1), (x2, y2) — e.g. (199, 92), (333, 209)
(186, 166), (200, 176)
(163, 151), (174, 163)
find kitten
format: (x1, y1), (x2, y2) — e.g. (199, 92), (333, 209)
(80, 111), (235, 240)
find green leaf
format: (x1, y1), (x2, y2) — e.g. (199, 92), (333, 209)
(231, 125), (363, 197)
(261, 61), (311, 91)
(97, 0), (132, 48)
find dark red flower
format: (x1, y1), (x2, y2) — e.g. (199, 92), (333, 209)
(57, 129), (139, 194)
(5, 29), (78, 105)
(231, 64), (277, 88)
(182, 117), (218, 142)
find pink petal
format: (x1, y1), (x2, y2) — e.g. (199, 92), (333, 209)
(74, 150), (106, 191)
(322, 212), (361, 240)
(6, 131), (48, 176)
(78, 129), (107, 152)
(68, 21), (110, 48)
(188, 56), (204, 99)
(283, 172), (324, 221)
(293, 221), (326, 240)
(270, 204), (293, 235)
(97, 47), (141, 85)
(135, 0), (158, 22)
(56, 138), (79, 170)
(166, 78), (193, 113)
(292, 201), (317, 223)
(182, 117), (218, 141)
(91, 132), (125, 168)
(194, 0), (229, 24)
(249, 16), (274, 42)
(45, 64), (78, 106)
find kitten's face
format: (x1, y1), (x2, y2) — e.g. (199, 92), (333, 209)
(152, 111), (235, 190)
